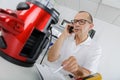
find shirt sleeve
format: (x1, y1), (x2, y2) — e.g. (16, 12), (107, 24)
(83, 45), (102, 74)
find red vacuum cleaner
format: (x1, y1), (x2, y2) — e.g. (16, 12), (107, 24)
(0, 0), (59, 67)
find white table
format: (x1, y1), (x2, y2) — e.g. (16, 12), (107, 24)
(0, 56), (42, 80)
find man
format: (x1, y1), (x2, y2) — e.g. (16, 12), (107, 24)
(47, 11), (102, 79)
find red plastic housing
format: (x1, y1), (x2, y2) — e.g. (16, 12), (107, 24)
(0, 1), (59, 67)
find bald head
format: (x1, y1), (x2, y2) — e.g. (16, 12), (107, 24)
(78, 11), (93, 23)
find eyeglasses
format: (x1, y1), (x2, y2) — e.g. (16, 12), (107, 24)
(71, 19), (92, 25)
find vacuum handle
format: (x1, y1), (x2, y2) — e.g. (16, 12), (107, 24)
(52, 8), (60, 17)
(0, 8), (24, 35)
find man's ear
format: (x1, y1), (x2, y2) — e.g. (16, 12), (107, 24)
(89, 23), (94, 30)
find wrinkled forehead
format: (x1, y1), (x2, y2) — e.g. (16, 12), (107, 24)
(74, 12), (90, 20)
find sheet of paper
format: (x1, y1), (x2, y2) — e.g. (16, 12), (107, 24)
(35, 63), (67, 80)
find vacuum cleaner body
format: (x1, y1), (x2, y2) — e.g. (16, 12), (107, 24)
(0, 0), (59, 67)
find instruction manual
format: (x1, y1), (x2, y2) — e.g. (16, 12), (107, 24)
(35, 63), (67, 80)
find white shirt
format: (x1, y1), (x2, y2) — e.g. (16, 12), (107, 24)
(44, 34), (102, 76)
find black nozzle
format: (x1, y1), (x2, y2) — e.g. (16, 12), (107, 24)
(17, 2), (30, 10)
(0, 36), (7, 49)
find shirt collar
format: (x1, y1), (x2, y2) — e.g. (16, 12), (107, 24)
(79, 36), (91, 46)
(69, 34), (92, 46)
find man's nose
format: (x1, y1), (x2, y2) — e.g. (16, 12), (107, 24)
(75, 21), (80, 26)
(74, 22), (80, 27)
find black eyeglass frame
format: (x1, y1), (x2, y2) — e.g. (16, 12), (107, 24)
(71, 19), (92, 25)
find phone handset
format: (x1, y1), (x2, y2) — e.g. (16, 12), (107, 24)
(68, 25), (74, 33)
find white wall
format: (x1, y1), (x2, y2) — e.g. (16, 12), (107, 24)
(54, 5), (120, 80)
(94, 19), (120, 80)
(96, 20), (120, 80)
(0, 0), (25, 9)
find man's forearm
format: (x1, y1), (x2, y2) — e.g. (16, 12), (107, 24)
(48, 33), (67, 62)
(73, 66), (91, 79)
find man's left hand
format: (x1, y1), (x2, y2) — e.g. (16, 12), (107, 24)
(62, 56), (79, 73)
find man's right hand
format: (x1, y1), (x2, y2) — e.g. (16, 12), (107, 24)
(61, 24), (74, 39)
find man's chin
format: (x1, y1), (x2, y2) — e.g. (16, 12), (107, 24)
(74, 31), (79, 35)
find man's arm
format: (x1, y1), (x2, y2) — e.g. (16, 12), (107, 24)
(62, 56), (91, 79)
(73, 66), (91, 79)
(47, 33), (66, 62)
(48, 24), (71, 62)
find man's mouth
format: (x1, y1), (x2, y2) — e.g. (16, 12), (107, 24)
(74, 29), (79, 32)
